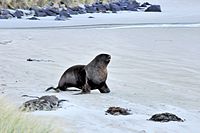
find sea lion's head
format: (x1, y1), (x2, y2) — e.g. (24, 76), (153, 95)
(94, 54), (111, 66)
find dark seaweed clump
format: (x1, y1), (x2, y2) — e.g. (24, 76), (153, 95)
(105, 106), (132, 115)
(148, 112), (184, 122)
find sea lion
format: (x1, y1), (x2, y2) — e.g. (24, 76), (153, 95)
(46, 54), (111, 94)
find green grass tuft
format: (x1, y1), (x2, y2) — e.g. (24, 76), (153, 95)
(0, 98), (59, 133)
(0, 0), (102, 9)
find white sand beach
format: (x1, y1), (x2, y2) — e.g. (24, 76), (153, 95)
(1, 0), (200, 132)
(1, 27), (200, 133)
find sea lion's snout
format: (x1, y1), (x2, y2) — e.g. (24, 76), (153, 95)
(96, 54), (111, 63)
(106, 55), (111, 63)
(107, 55), (111, 60)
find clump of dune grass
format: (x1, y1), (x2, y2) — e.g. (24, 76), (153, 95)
(0, 0), (109, 9)
(0, 98), (59, 133)
(0, 0), (96, 9)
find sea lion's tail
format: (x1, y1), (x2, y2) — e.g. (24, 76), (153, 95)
(45, 86), (59, 92)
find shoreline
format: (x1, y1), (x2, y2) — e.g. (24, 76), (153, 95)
(1, 10), (200, 29)
(1, 22), (200, 29)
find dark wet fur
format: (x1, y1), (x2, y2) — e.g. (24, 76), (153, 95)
(45, 54), (111, 94)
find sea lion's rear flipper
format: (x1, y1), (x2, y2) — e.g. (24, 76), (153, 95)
(73, 84), (91, 95)
(98, 83), (110, 93)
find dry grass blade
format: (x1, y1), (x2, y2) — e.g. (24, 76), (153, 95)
(0, 0), (103, 9)
(0, 97), (60, 133)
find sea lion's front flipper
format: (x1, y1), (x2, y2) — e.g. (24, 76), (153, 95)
(98, 83), (110, 93)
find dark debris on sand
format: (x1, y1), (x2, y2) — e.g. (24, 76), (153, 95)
(27, 58), (54, 62)
(105, 106), (132, 115)
(27, 16), (40, 20)
(148, 112), (184, 122)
